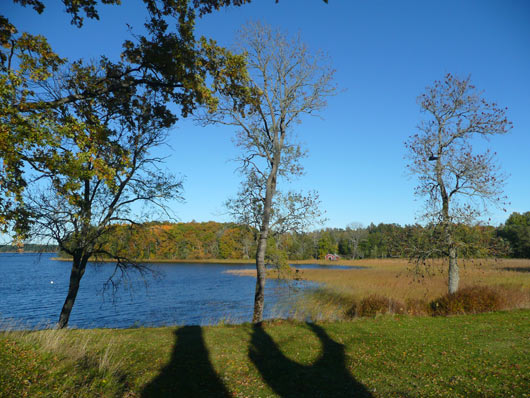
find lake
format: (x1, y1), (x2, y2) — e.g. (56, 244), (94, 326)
(0, 253), (354, 329)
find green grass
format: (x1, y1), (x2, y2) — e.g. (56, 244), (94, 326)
(1, 310), (529, 397)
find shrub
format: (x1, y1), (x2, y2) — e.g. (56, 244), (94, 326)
(354, 295), (405, 317)
(294, 288), (358, 321)
(430, 286), (505, 316)
(405, 298), (431, 316)
(344, 303), (357, 319)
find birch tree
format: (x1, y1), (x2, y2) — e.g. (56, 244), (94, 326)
(201, 22), (335, 323)
(405, 74), (511, 294)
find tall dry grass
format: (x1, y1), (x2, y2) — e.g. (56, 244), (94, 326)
(294, 258), (530, 302)
(1, 324), (124, 378)
(280, 258), (530, 321)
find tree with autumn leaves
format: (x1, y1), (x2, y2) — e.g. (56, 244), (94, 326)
(1, 0), (250, 237)
(0, 0), (253, 327)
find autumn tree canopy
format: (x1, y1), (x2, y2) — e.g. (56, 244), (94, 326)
(0, 0), (250, 236)
(1, 0), (257, 328)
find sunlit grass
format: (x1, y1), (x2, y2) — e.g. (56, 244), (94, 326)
(1, 311), (529, 397)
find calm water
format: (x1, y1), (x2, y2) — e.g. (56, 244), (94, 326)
(0, 253), (354, 329)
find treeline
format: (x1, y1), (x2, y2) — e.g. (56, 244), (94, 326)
(60, 212), (530, 261)
(291, 212), (529, 259)
(278, 223), (507, 260)
(0, 244), (58, 253)
(497, 211), (530, 258)
(95, 222), (256, 261)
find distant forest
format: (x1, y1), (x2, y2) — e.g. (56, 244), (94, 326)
(53, 212), (529, 261)
(0, 243), (58, 253)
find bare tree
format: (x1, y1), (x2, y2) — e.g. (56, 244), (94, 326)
(200, 22), (335, 323)
(405, 74), (511, 294)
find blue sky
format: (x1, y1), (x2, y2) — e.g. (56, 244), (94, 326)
(4, 0), (530, 229)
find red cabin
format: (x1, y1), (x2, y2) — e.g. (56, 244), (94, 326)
(325, 253), (340, 261)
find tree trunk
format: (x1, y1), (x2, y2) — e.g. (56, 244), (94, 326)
(435, 149), (459, 295)
(448, 245), (459, 294)
(57, 253), (88, 328)
(252, 233), (268, 323)
(444, 226), (459, 295)
(253, 189), (273, 323)
(252, 151), (279, 323)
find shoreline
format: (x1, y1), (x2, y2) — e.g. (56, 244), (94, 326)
(50, 257), (366, 266)
(0, 251), (57, 254)
(51, 257), (255, 265)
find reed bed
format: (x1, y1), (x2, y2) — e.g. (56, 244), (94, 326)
(284, 258), (530, 321)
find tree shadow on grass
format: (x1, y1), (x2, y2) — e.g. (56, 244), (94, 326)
(141, 326), (230, 398)
(249, 323), (373, 398)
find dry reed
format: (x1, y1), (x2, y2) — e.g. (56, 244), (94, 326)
(294, 258), (530, 303)
(266, 258), (530, 321)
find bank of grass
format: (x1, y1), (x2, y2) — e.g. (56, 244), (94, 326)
(1, 310), (529, 397)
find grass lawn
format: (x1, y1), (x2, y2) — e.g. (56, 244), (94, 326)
(1, 310), (529, 397)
